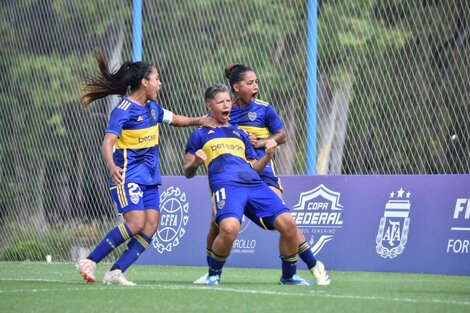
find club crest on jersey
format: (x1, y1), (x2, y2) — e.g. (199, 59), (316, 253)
(127, 183), (143, 205)
(248, 112), (257, 121)
(291, 184), (344, 255)
(152, 186), (189, 254)
(376, 188), (411, 259)
(217, 200), (225, 209)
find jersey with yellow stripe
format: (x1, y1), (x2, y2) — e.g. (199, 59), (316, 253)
(229, 98), (283, 158)
(106, 97), (172, 186)
(185, 125), (262, 190)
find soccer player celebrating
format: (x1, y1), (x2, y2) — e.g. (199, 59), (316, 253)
(184, 84), (325, 285)
(76, 48), (216, 285)
(193, 65), (330, 286)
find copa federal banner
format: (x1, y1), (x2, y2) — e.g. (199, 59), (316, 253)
(136, 175), (470, 276)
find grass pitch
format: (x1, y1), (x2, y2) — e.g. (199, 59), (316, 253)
(0, 262), (469, 313)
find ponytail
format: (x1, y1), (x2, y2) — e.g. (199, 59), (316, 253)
(80, 48), (153, 109)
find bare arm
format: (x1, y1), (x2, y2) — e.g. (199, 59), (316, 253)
(183, 149), (207, 178)
(171, 115), (219, 128)
(249, 128), (287, 149)
(102, 133), (123, 185)
(248, 139), (277, 172)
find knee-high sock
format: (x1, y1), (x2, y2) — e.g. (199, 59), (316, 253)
(208, 251), (228, 277)
(298, 241), (317, 269)
(280, 254), (298, 279)
(111, 232), (152, 272)
(88, 224), (132, 263)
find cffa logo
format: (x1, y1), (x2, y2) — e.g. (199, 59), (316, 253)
(152, 186), (189, 254)
(291, 184), (344, 255)
(376, 187), (411, 259)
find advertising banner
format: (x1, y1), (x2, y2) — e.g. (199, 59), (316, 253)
(137, 175), (470, 276)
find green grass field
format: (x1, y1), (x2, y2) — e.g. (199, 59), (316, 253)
(1, 262), (469, 313)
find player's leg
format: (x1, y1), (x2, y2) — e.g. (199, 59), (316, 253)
(247, 184), (313, 286)
(103, 185), (160, 286)
(206, 217), (240, 285)
(76, 183), (139, 283)
(205, 185), (245, 285)
(193, 220), (219, 284)
(268, 185), (330, 285)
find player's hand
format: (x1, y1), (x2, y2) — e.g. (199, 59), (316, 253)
(264, 139), (277, 156)
(200, 116), (220, 128)
(108, 165), (124, 186)
(194, 149), (207, 166)
(249, 133), (263, 148)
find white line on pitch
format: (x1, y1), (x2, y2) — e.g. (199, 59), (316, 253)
(1, 278), (469, 307)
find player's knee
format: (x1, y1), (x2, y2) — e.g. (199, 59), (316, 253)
(144, 220), (159, 234)
(219, 223), (239, 241)
(274, 214), (297, 237)
(127, 221), (145, 235)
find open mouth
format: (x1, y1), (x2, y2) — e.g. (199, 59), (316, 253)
(221, 110), (230, 118)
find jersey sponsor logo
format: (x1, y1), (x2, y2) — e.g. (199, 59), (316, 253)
(248, 112), (257, 121)
(127, 183), (143, 205)
(152, 186), (189, 254)
(376, 188), (411, 259)
(138, 134), (156, 143)
(447, 198), (470, 254)
(291, 184), (344, 255)
(210, 142), (243, 152)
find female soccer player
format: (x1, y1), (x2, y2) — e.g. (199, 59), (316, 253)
(184, 84), (317, 285)
(194, 65), (330, 286)
(76, 49), (216, 286)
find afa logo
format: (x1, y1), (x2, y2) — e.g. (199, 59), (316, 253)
(376, 187), (412, 259)
(291, 184), (344, 255)
(152, 186), (189, 254)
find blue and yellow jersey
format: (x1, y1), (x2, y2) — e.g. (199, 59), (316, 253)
(105, 97), (173, 187)
(185, 125), (262, 190)
(229, 98), (283, 158)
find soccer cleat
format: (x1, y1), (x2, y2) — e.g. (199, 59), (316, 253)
(75, 258), (96, 284)
(193, 273), (209, 284)
(310, 261), (331, 286)
(102, 269), (136, 286)
(205, 275), (220, 286)
(279, 274), (314, 286)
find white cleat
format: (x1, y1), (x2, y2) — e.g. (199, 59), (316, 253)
(75, 258), (96, 284)
(311, 261), (331, 286)
(193, 273), (209, 284)
(102, 269), (136, 286)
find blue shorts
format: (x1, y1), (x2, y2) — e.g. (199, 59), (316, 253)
(110, 183), (160, 214)
(259, 159), (283, 192)
(211, 183), (289, 230)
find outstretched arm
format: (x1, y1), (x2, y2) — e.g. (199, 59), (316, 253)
(183, 149), (207, 178)
(171, 115), (219, 128)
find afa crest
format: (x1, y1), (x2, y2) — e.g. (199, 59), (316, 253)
(152, 186), (189, 254)
(376, 187), (412, 258)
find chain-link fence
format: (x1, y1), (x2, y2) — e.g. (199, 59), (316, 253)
(0, 0), (468, 261)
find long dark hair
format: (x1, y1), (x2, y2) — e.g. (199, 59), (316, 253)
(224, 63), (253, 92)
(80, 48), (154, 108)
